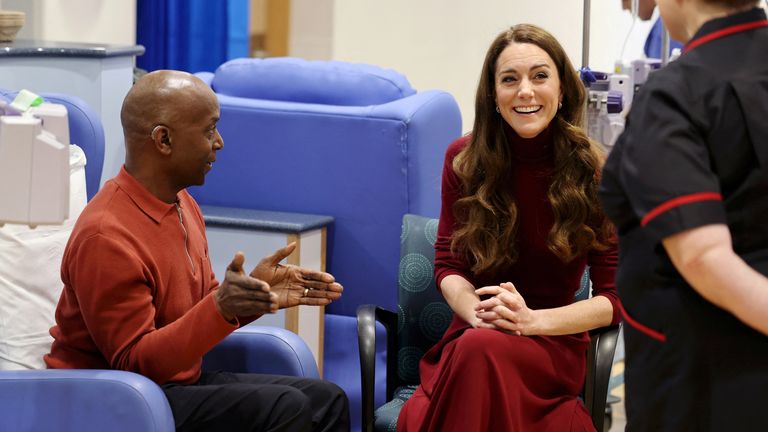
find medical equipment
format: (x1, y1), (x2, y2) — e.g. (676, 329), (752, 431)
(581, 0), (680, 153)
(583, 70), (627, 152)
(0, 96), (70, 227)
(580, 0), (627, 152)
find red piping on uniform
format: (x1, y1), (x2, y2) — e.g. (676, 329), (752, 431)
(684, 20), (768, 53)
(641, 192), (722, 227)
(617, 301), (667, 343)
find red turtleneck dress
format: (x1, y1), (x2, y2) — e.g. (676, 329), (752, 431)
(397, 128), (620, 432)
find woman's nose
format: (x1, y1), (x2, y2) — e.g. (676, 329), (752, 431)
(518, 79), (533, 98)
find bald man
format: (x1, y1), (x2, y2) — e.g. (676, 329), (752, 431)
(45, 70), (350, 432)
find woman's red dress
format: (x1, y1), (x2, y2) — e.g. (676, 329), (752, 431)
(397, 129), (620, 431)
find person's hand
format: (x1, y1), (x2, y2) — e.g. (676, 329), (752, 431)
(474, 282), (537, 336)
(214, 252), (278, 322)
(461, 298), (486, 329)
(249, 243), (344, 309)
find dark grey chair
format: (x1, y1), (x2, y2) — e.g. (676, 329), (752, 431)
(358, 213), (621, 432)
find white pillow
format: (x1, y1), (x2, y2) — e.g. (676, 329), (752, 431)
(0, 145), (87, 370)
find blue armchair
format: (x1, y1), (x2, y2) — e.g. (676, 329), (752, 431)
(188, 57), (462, 431)
(0, 325), (319, 432)
(0, 90), (321, 431)
(191, 57), (462, 317)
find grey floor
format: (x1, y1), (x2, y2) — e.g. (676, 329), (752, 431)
(608, 361), (627, 432)
(608, 328), (626, 432)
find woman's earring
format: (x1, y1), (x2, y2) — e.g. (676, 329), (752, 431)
(558, 101), (563, 110)
(495, 106), (500, 113)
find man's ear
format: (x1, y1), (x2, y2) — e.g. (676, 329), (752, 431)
(150, 125), (173, 156)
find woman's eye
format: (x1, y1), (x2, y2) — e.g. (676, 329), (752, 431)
(534, 72), (548, 80)
(501, 76), (516, 83)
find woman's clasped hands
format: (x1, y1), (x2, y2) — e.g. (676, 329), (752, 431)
(475, 282), (537, 336)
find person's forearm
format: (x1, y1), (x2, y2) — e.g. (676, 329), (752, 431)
(531, 295), (614, 335)
(112, 294), (237, 384)
(675, 246), (768, 336)
(664, 224), (768, 336)
(440, 275), (480, 325)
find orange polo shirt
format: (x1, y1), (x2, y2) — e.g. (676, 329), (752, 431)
(45, 167), (237, 385)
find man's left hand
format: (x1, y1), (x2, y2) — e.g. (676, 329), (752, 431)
(250, 242), (344, 308)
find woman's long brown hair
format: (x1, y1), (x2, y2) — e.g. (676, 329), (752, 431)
(451, 24), (613, 276)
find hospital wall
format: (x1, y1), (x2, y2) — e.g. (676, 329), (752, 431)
(3, 0), (653, 134)
(292, 0), (655, 132)
(3, 0), (136, 46)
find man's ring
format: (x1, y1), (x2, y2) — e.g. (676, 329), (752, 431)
(303, 288), (309, 297)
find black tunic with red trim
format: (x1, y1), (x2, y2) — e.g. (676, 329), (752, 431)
(599, 7), (768, 431)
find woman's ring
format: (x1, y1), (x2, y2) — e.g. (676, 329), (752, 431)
(303, 288), (309, 297)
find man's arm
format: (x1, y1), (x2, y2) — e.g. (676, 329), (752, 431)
(71, 234), (239, 384)
(663, 224), (768, 336)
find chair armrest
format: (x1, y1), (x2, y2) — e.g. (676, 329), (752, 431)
(202, 324), (320, 378)
(357, 304), (397, 432)
(585, 323), (622, 432)
(0, 369), (174, 432)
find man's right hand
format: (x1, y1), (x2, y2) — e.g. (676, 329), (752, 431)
(214, 252), (278, 322)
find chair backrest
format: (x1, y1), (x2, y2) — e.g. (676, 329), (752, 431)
(396, 214), (448, 384)
(0, 89), (105, 201)
(190, 58), (462, 317)
(209, 57), (416, 106)
(395, 214), (591, 387)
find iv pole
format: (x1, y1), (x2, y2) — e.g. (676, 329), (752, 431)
(582, 0), (591, 69)
(661, 26), (671, 65)
(581, 0), (591, 127)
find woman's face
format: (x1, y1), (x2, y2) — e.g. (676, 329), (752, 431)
(494, 42), (562, 139)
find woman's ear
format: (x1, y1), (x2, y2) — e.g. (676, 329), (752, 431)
(151, 125), (173, 155)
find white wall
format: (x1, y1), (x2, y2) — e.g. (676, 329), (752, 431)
(291, 0), (654, 132)
(2, 0), (655, 132)
(290, 0), (334, 60)
(3, 0), (136, 45)
(2, 0), (658, 137)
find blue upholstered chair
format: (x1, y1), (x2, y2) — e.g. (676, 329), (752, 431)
(0, 90), (321, 431)
(357, 214), (621, 432)
(192, 57), (462, 317)
(190, 57), (462, 431)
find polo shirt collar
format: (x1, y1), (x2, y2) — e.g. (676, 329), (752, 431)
(113, 166), (179, 224)
(685, 7), (767, 52)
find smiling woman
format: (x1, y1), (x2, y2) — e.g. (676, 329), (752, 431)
(494, 42), (562, 139)
(396, 24), (620, 432)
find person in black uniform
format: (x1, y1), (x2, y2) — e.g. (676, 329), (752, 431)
(599, 0), (768, 430)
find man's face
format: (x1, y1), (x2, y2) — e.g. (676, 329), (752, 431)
(168, 86), (223, 188)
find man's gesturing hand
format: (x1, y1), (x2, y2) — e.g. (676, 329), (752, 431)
(214, 252), (278, 322)
(250, 243), (344, 309)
